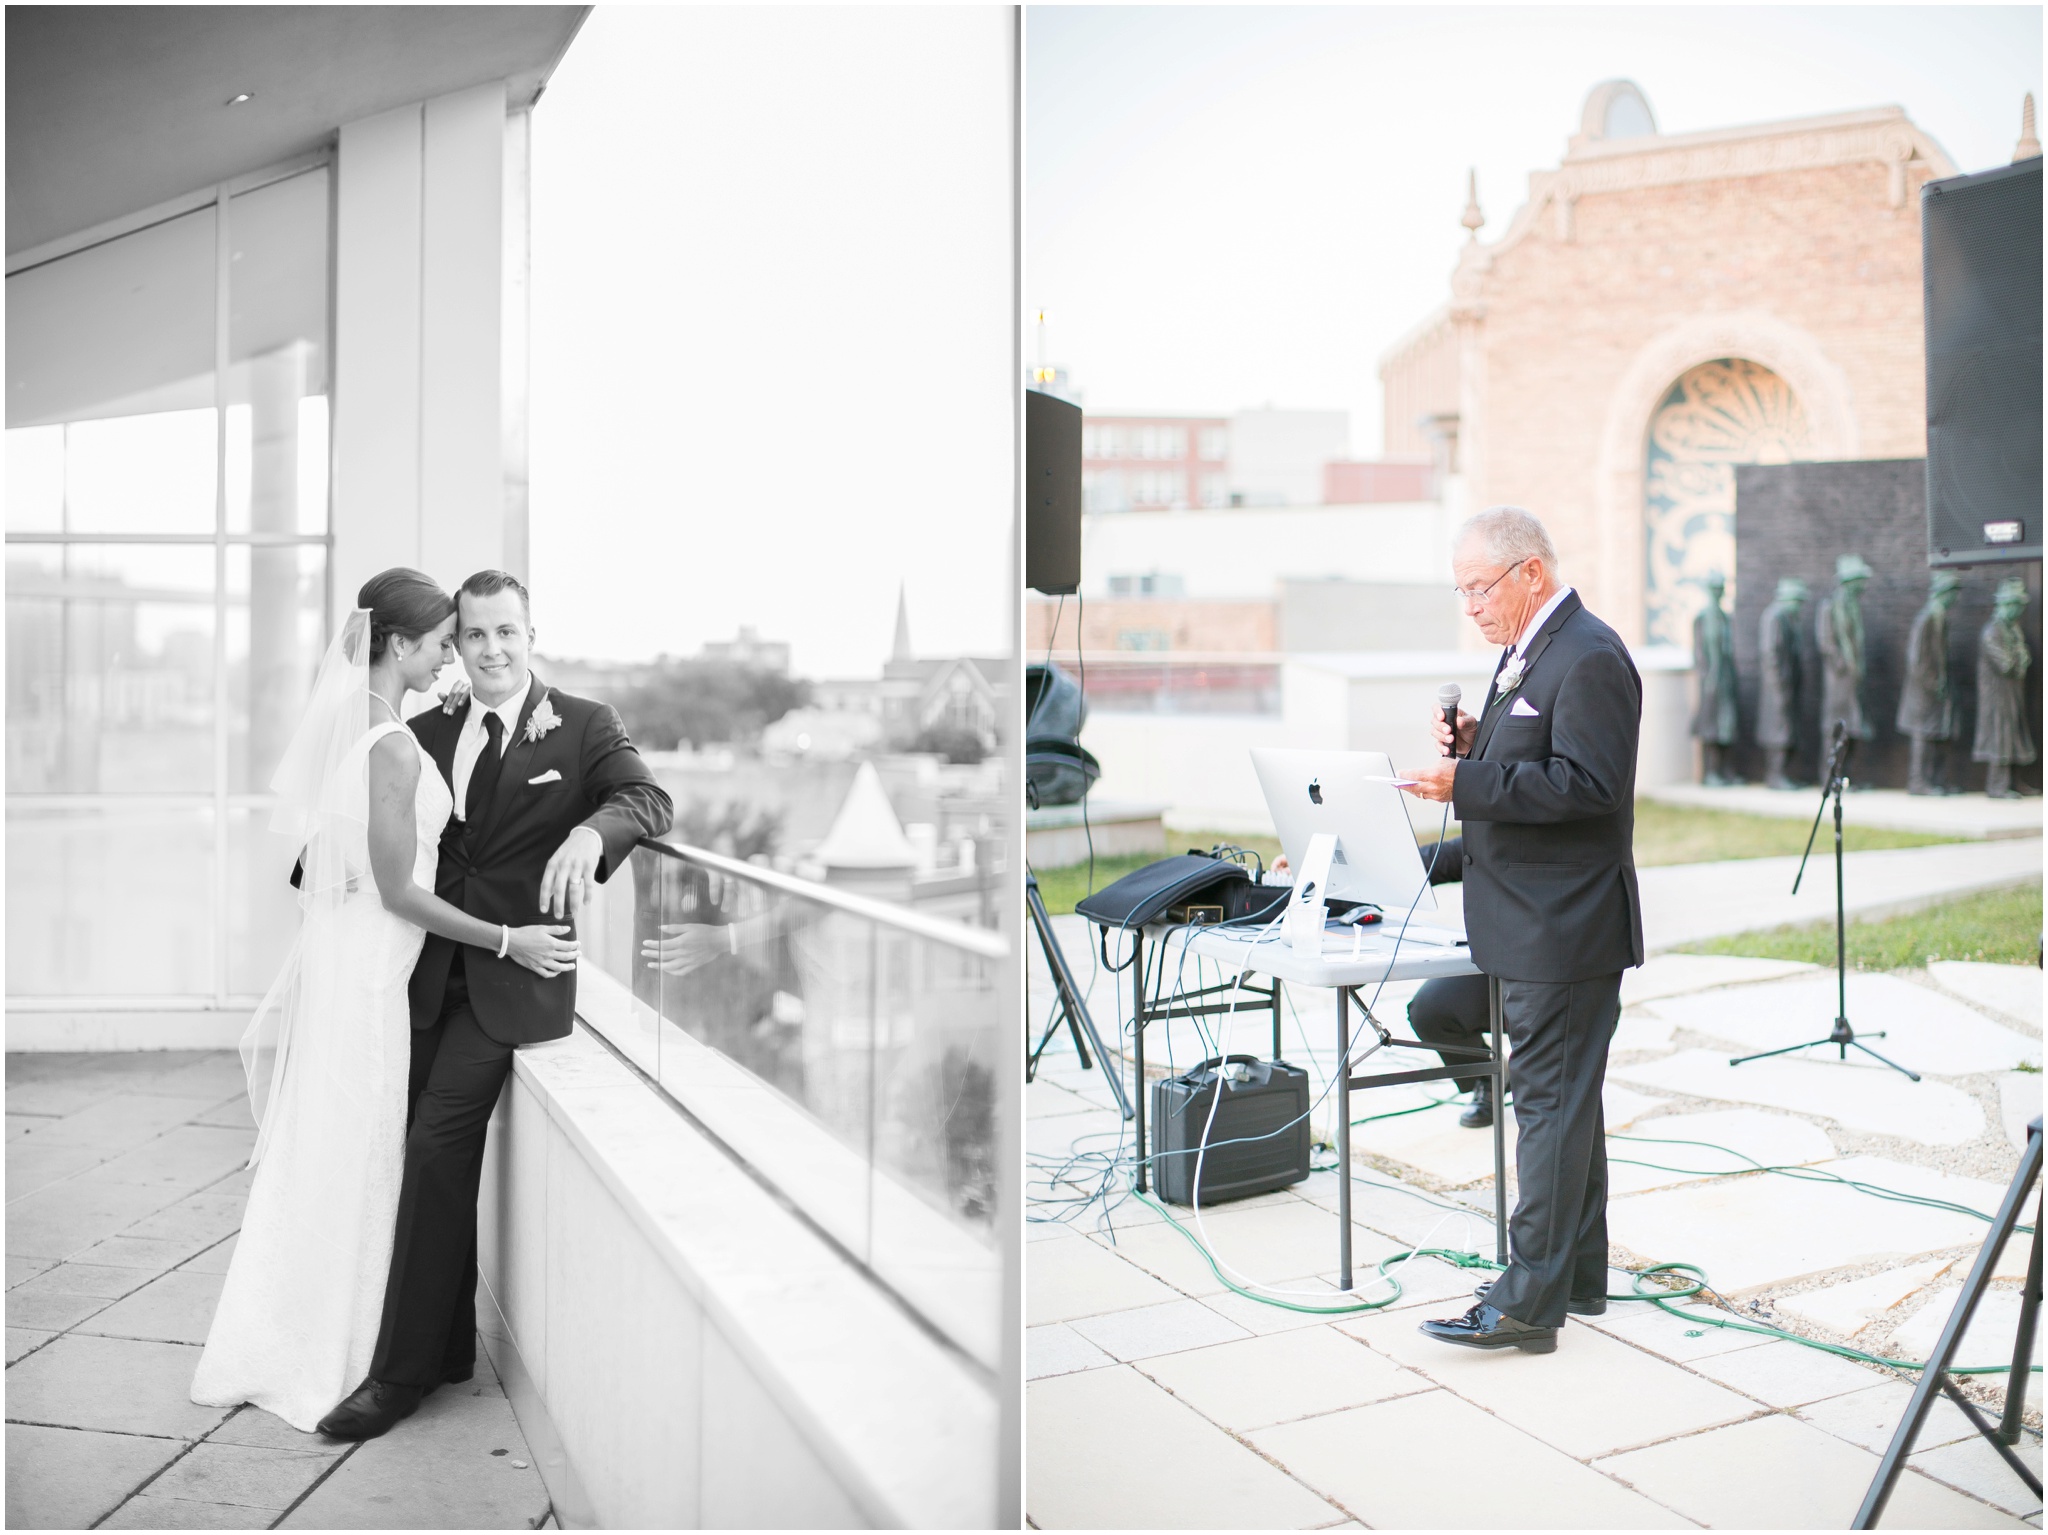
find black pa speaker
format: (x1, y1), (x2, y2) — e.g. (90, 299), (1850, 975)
(1026, 388), (1081, 594)
(1923, 156), (2042, 567)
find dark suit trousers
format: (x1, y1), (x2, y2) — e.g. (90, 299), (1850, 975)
(369, 961), (514, 1386)
(1407, 975), (1495, 1095)
(1480, 972), (1622, 1330)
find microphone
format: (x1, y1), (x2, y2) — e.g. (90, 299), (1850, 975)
(1438, 682), (1463, 758)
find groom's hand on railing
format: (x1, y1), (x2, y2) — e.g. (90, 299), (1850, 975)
(641, 922), (735, 977)
(507, 924), (578, 976)
(540, 826), (605, 919)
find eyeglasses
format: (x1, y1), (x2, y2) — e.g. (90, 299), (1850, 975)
(1451, 558), (1526, 606)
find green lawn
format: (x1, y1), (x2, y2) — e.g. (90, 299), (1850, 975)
(1630, 798), (1958, 867)
(1030, 801), (1968, 917)
(1677, 882), (2043, 970)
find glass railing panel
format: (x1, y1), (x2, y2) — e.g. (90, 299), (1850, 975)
(647, 864), (875, 1275)
(573, 842), (662, 1078)
(598, 840), (1005, 1369)
(867, 932), (1002, 1368)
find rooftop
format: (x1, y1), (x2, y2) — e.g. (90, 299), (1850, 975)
(1027, 838), (2042, 1528)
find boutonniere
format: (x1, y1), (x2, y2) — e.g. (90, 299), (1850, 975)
(1494, 654), (1527, 698)
(523, 695), (562, 744)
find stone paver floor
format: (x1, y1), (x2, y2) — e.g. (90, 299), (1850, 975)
(6, 1050), (551, 1530)
(1028, 922), (2044, 1529)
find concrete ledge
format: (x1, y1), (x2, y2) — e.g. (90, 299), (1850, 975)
(478, 1021), (996, 1528)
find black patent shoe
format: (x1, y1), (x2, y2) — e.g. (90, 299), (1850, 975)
(1474, 1278), (1606, 1317)
(1459, 1080), (1494, 1130)
(1418, 1302), (1558, 1353)
(316, 1378), (425, 1440)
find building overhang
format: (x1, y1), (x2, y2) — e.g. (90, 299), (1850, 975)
(7, 4), (589, 257)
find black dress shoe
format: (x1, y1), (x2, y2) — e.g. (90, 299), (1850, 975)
(1459, 1080), (1493, 1130)
(316, 1379), (425, 1440)
(1474, 1278), (1606, 1317)
(1418, 1302), (1559, 1353)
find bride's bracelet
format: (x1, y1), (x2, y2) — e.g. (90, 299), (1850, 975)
(497, 924), (511, 959)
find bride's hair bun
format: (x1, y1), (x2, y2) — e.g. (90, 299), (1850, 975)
(358, 568), (458, 663)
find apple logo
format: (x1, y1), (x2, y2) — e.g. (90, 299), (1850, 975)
(1308, 779), (1323, 806)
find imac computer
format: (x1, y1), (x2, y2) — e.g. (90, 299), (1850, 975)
(1250, 747), (1437, 914)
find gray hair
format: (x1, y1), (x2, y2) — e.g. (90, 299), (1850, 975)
(1456, 505), (1559, 573)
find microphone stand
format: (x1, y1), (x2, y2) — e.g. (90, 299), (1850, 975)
(1729, 721), (1920, 1081)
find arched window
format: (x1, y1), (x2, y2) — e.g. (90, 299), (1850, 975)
(1643, 358), (1810, 646)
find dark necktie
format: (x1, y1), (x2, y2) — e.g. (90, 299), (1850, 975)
(466, 712), (505, 830)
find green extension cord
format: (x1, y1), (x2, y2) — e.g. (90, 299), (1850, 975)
(1148, 1119), (2041, 1376)
(1134, 1188), (1501, 1316)
(1141, 1190), (2036, 1374)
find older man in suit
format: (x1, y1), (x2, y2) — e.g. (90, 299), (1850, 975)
(1399, 506), (1643, 1354)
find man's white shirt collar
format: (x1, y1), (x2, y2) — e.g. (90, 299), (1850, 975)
(465, 675), (531, 748)
(1512, 586), (1574, 659)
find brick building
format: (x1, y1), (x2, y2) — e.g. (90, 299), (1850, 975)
(1380, 79), (1977, 648)
(1081, 414), (1230, 511)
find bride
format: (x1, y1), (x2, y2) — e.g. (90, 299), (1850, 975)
(191, 568), (577, 1433)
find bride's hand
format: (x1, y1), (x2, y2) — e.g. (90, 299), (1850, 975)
(441, 679), (473, 716)
(507, 924), (577, 977)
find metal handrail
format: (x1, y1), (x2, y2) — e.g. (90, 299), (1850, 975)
(637, 836), (1009, 962)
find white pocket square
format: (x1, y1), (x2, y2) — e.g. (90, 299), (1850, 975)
(1509, 697), (1541, 717)
(527, 769), (563, 785)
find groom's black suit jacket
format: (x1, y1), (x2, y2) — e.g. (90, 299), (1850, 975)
(1451, 592), (1645, 983)
(407, 673), (673, 1045)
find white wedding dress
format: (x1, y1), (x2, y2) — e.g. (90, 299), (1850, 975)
(191, 717), (452, 1432)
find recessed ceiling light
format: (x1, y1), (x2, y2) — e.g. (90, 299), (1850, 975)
(227, 92), (254, 106)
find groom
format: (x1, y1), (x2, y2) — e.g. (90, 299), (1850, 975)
(319, 570), (673, 1439)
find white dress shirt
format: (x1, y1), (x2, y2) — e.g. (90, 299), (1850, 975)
(1511, 585), (1575, 660)
(451, 678), (530, 821)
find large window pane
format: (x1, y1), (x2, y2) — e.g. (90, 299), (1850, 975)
(5, 205), (218, 532)
(227, 804), (303, 999)
(6, 803), (215, 995)
(227, 169), (330, 537)
(6, 544), (216, 793)
(224, 543), (328, 795)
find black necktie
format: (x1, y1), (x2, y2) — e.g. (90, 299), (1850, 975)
(466, 712), (505, 829)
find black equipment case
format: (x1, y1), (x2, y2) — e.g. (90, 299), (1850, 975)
(1073, 852), (1288, 933)
(1150, 1055), (1312, 1206)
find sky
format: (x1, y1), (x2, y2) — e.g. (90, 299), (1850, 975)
(1027, 5), (2043, 455)
(528, 7), (1015, 674)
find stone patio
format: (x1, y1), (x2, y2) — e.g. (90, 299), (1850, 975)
(1027, 841), (2043, 1528)
(6, 1050), (551, 1531)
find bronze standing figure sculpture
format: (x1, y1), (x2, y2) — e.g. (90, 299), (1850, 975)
(1972, 578), (2036, 799)
(1818, 553), (1874, 749)
(1757, 576), (1809, 790)
(1691, 571), (1740, 784)
(1897, 571), (1962, 795)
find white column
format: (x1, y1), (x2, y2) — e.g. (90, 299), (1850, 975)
(333, 81), (525, 609)
(421, 82), (507, 585)
(333, 102), (423, 605)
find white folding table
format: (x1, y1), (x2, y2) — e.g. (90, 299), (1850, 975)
(1126, 919), (1508, 1291)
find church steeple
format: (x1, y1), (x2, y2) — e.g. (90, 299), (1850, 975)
(1461, 168), (1485, 240)
(891, 583), (913, 663)
(2015, 93), (2040, 162)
